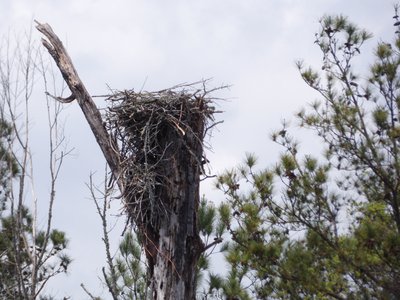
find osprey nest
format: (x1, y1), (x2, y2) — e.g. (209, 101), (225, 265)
(105, 82), (222, 227)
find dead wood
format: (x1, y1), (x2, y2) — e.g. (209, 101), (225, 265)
(36, 21), (224, 299)
(35, 21), (121, 186)
(105, 84), (219, 227)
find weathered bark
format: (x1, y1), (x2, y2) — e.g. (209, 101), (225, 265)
(142, 109), (204, 300)
(35, 21), (121, 185)
(36, 22), (205, 299)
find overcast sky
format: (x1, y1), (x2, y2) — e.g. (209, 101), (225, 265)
(0, 0), (396, 299)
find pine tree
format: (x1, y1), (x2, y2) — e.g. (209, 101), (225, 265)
(214, 8), (400, 300)
(0, 119), (18, 213)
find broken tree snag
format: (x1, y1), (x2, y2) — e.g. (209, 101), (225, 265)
(35, 21), (121, 182)
(106, 83), (221, 299)
(36, 21), (224, 300)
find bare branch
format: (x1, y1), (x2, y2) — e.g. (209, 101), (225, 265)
(35, 20), (122, 190)
(202, 237), (223, 252)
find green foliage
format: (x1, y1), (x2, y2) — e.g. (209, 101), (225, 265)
(210, 7), (400, 300)
(103, 231), (147, 300)
(0, 119), (18, 213)
(50, 229), (68, 248)
(195, 197), (232, 298)
(199, 197), (217, 236)
(0, 206), (71, 299)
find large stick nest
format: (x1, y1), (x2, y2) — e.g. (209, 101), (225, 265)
(105, 82), (222, 227)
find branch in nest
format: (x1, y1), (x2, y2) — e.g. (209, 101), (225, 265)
(205, 120), (224, 136)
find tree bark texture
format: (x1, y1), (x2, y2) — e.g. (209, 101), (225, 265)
(36, 22), (205, 299)
(141, 107), (204, 300)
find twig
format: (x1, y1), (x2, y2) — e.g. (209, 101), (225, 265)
(80, 283), (99, 300)
(202, 237), (223, 252)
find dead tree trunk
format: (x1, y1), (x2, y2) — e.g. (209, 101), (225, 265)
(36, 22), (218, 299)
(105, 88), (217, 299)
(138, 119), (202, 299)
(130, 97), (206, 299)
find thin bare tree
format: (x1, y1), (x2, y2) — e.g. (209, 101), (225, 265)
(0, 28), (72, 299)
